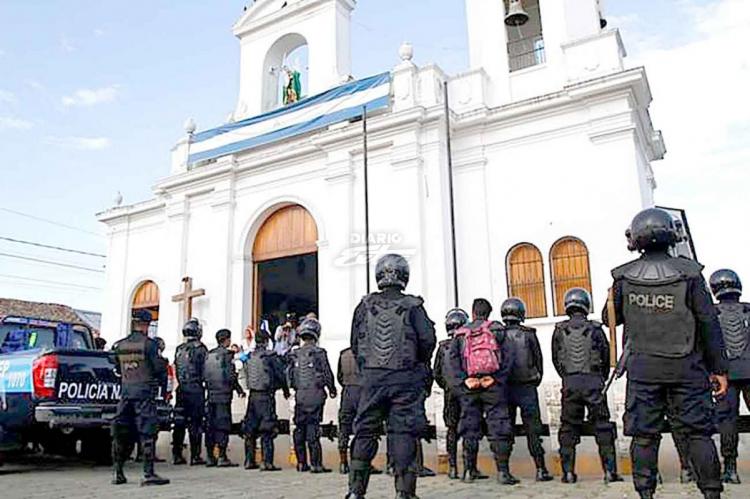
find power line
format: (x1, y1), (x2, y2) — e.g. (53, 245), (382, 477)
(0, 252), (105, 273)
(0, 273), (102, 290)
(0, 207), (104, 237)
(0, 236), (106, 258)
(0, 279), (101, 294)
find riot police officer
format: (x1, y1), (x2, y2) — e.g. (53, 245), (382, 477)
(337, 346), (360, 474)
(552, 288), (622, 484)
(433, 308), (470, 480)
(242, 328), (289, 471)
(346, 254), (436, 499)
(204, 329), (245, 467)
(172, 318), (208, 465)
(603, 208), (728, 499)
(502, 298), (553, 482)
(448, 298), (515, 485)
(111, 309), (170, 486)
(710, 269), (750, 484)
(288, 318), (337, 473)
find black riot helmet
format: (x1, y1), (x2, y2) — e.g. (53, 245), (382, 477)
(298, 318), (321, 341)
(625, 208), (679, 252)
(445, 308), (469, 334)
(710, 269), (742, 300)
(500, 298), (526, 324)
(564, 288), (592, 316)
(215, 328), (231, 344)
(375, 254), (410, 290)
(155, 337), (166, 353)
(182, 318), (203, 339)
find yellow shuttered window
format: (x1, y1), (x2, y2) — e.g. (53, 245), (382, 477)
(550, 237), (592, 316)
(506, 243), (547, 319)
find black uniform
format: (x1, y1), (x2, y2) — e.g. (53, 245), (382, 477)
(172, 338), (208, 464)
(338, 347), (362, 473)
(111, 331), (168, 485)
(605, 253), (727, 498)
(505, 323), (549, 475)
(289, 342), (336, 472)
(714, 299), (750, 476)
(433, 338), (460, 475)
(447, 320), (515, 484)
(348, 288), (436, 498)
(552, 313), (616, 481)
(242, 348), (289, 470)
(204, 345), (244, 465)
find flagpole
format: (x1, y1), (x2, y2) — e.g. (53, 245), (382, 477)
(363, 105), (371, 294)
(444, 81), (459, 307)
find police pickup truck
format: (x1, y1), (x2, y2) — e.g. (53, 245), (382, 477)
(0, 316), (172, 465)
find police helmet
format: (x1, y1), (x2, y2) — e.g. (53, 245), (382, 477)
(182, 318), (203, 339)
(625, 208), (679, 252)
(710, 269), (742, 300)
(215, 328), (232, 344)
(132, 309), (152, 324)
(500, 297), (526, 324)
(445, 308), (469, 334)
(298, 318), (321, 341)
(564, 288), (592, 315)
(375, 254), (410, 290)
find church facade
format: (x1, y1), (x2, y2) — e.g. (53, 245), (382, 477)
(99, 0), (665, 452)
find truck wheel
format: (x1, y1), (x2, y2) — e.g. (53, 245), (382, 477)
(81, 431), (112, 465)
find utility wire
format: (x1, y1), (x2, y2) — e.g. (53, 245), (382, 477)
(0, 279), (101, 294)
(0, 273), (102, 290)
(0, 207), (103, 237)
(0, 252), (105, 273)
(0, 236), (106, 258)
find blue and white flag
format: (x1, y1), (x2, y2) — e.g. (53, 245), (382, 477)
(188, 72), (392, 165)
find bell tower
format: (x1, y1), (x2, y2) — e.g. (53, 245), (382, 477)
(232, 0), (355, 120)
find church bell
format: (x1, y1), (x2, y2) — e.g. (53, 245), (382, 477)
(504, 0), (530, 27)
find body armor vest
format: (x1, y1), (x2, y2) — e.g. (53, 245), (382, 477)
(360, 293), (420, 371)
(506, 326), (540, 383)
(204, 347), (232, 393)
(717, 302), (750, 361)
(293, 346), (321, 390)
(618, 257), (697, 358)
(115, 333), (151, 390)
(339, 349), (361, 386)
(246, 352), (272, 391)
(175, 341), (204, 390)
(560, 322), (596, 375)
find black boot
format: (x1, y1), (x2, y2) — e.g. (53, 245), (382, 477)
(395, 468), (418, 499)
(111, 436), (127, 485)
(560, 447), (577, 484)
(189, 435), (205, 465)
(638, 490), (654, 499)
(723, 458), (741, 484)
(260, 437), (281, 471)
(112, 462), (127, 485)
(172, 451), (187, 465)
(140, 439), (170, 486)
(217, 446), (238, 467)
(533, 453), (553, 482)
(310, 440), (332, 474)
(461, 439), (478, 483)
(244, 437), (259, 470)
(340, 448), (350, 474)
(602, 453), (624, 483)
(491, 440), (520, 485)
(447, 427), (459, 480)
(294, 429), (309, 472)
(348, 459), (372, 498)
(415, 440), (435, 478)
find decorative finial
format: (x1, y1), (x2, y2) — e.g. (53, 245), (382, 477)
(399, 41), (414, 63)
(114, 191), (123, 207)
(184, 117), (197, 135)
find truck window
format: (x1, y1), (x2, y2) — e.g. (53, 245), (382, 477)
(0, 325), (92, 353)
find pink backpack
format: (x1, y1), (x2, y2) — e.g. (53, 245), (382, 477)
(458, 321), (501, 376)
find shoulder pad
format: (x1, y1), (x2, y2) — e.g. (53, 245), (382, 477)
(675, 255), (705, 273)
(554, 320), (570, 331)
(589, 320), (603, 328)
(518, 325), (536, 333)
(401, 294), (424, 308)
(611, 257), (641, 279)
(614, 256), (696, 283)
(317, 347), (328, 355)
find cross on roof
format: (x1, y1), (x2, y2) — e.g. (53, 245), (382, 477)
(171, 276), (205, 326)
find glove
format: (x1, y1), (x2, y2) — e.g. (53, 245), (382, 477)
(239, 352), (250, 363)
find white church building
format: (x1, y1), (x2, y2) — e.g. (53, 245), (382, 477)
(99, 0), (667, 469)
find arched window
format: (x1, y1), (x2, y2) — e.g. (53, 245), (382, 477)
(550, 237), (592, 316)
(506, 243), (547, 319)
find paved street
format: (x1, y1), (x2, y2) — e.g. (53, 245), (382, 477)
(2, 456), (750, 499)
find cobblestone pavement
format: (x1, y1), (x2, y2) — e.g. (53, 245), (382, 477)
(1, 457), (749, 499)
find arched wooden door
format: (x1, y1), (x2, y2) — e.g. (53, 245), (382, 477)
(131, 280), (159, 335)
(252, 205), (319, 331)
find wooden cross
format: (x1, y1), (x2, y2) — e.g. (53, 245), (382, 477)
(171, 276), (205, 325)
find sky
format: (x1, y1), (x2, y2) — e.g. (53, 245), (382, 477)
(0, 0), (748, 313)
